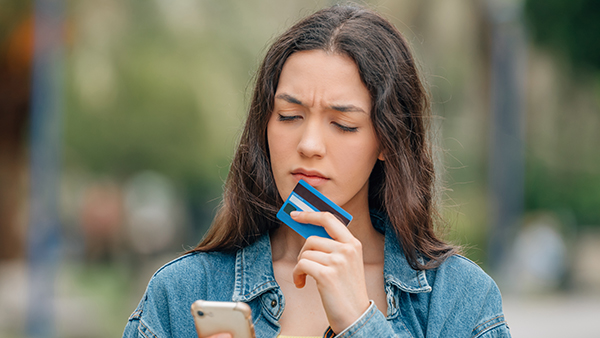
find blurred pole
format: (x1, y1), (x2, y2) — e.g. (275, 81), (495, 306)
(27, 0), (65, 337)
(484, 0), (527, 274)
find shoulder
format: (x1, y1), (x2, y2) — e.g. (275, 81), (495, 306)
(123, 251), (238, 338)
(429, 255), (505, 312)
(431, 254), (498, 290)
(147, 250), (237, 296)
(151, 251), (236, 281)
(427, 255), (510, 337)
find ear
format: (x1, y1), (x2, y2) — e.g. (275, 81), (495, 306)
(378, 151), (385, 161)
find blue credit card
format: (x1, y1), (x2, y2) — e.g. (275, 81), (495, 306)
(276, 179), (353, 239)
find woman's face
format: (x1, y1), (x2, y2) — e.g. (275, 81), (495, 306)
(267, 50), (382, 216)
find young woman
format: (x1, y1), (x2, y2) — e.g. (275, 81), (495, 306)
(123, 4), (511, 338)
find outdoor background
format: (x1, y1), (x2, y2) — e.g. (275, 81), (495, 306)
(1, 0), (600, 337)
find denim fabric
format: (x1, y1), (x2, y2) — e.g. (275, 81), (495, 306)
(123, 212), (511, 338)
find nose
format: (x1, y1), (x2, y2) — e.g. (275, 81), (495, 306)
(297, 119), (326, 158)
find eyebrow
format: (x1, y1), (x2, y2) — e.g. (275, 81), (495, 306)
(275, 93), (367, 114)
(276, 93), (303, 105)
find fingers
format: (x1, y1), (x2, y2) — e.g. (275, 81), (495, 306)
(288, 210), (370, 334)
(296, 235), (334, 260)
(292, 255), (324, 288)
(293, 232), (363, 290)
(292, 250), (341, 288)
(294, 217), (362, 265)
(290, 210), (353, 242)
(298, 247), (332, 264)
(293, 241), (327, 288)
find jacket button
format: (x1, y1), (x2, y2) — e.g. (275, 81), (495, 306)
(271, 300), (277, 308)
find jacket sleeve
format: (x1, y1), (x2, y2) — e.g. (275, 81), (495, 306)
(121, 260), (196, 338)
(474, 321), (511, 338)
(469, 290), (511, 338)
(321, 299), (511, 338)
(322, 257), (513, 338)
(122, 289), (170, 338)
(469, 275), (511, 338)
(429, 256), (512, 338)
(122, 296), (143, 338)
(323, 301), (412, 338)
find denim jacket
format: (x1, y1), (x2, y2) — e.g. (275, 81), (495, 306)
(123, 212), (510, 338)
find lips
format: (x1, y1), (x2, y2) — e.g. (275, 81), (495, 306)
(291, 168), (329, 186)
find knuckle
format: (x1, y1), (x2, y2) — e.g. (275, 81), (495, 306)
(339, 244), (355, 256)
(297, 251), (307, 261)
(354, 238), (362, 250)
(330, 254), (345, 266)
(300, 250), (315, 261)
(318, 268), (335, 283)
(352, 238), (362, 249)
(295, 258), (308, 270)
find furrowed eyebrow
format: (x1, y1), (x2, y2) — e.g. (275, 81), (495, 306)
(329, 104), (366, 114)
(275, 93), (303, 106)
(275, 93), (367, 114)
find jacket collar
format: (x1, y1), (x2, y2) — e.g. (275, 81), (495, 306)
(232, 211), (431, 302)
(232, 233), (280, 302)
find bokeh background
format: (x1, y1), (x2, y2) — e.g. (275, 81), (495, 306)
(1, 0), (600, 337)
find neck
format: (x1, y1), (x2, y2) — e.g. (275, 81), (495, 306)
(270, 225), (306, 262)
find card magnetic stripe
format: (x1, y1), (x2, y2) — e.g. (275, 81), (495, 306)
(293, 181), (351, 225)
(288, 194), (317, 213)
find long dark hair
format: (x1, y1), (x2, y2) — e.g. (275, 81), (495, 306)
(190, 4), (457, 270)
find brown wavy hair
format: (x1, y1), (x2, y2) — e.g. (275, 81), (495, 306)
(189, 4), (457, 270)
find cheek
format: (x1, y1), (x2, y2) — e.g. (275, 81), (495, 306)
(335, 140), (380, 174)
(267, 138), (298, 201)
(266, 118), (281, 158)
(267, 127), (288, 166)
(327, 141), (379, 207)
(267, 121), (297, 184)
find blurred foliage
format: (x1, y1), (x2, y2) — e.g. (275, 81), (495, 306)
(62, 0), (334, 245)
(65, 1), (240, 187)
(63, 0), (329, 186)
(523, 0), (600, 226)
(524, 0), (600, 74)
(526, 159), (600, 225)
(0, 0), (30, 40)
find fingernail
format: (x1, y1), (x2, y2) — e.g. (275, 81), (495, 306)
(290, 211), (300, 217)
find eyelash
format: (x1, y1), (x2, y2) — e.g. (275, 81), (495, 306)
(333, 122), (358, 133)
(277, 114), (358, 133)
(277, 114), (301, 122)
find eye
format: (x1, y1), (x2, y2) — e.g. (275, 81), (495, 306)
(277, 113), (302, 122)
(333, 122), (358, 133)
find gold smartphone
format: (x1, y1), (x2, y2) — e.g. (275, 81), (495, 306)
(190, 300), (256, 338)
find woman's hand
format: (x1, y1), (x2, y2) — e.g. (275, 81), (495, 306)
(204, 334), (232, 338)
(290, 211), (371, 334)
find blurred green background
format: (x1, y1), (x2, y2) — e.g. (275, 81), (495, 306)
(1, 0), (599, 337)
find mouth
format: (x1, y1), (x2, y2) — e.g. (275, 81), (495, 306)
(291, 168), (329, 186)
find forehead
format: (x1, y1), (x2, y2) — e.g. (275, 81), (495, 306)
(275, 50), (370, 110)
